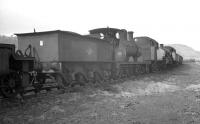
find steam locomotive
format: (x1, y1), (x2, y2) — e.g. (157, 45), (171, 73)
(0, 27), (183, 98)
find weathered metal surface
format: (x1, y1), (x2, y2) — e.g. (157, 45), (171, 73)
(172, 52), (176, 61)
(17, 32), (59, 62)
(0, 44), (15, 75)
(12, 29), (183, 95)
(176, 54), (183, 64)
(17, 30), (113, 63)
(115, 44), (140, 62)
(157, 48), (165, 60)
(134, 37), (158, 61)
(89, 28), (140, 62)
(59, 32), (112, 62)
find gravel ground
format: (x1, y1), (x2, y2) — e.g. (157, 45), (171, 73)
(1, 63), (200, 124)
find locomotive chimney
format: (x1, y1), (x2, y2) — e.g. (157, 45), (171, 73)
(160, 44), (164, 48)
(128, 31), (134, 41)
(119, 29), (127, 41)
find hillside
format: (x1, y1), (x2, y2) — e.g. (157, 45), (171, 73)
(168, 44), (200, 60)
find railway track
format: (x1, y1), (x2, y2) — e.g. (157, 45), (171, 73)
(0, 82), (61, 100)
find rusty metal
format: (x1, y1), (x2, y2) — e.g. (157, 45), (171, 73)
(7, 28), (184, 100)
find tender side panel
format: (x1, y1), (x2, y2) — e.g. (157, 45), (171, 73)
(0, 48), (10, 75)
(17, 33), (59, 62)
(59, 33), (112, 62)
(157, 48), (165, 60)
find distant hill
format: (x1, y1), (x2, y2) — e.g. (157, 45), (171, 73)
(0, 35), (18, 48)
(168, 44), (200, 60)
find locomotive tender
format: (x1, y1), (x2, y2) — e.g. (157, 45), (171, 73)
(0, 44), (35, 97)
(0, 27), (183, 98)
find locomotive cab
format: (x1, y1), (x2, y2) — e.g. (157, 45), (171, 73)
(89, 28), (141, 62)
(134, 36), (159, 63)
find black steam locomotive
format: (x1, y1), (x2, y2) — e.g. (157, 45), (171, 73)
(0, 27), (183, 98)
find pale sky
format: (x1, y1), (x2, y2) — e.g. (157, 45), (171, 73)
(0, 0), (200, 50)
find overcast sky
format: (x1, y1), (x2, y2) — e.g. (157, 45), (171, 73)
(0, 0), (200, 50)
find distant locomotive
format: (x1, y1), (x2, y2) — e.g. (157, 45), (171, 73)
(0, 27), (183, 98)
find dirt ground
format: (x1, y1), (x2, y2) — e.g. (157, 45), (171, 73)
(1, 63), (200, 124)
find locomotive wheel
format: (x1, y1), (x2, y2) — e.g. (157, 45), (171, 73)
(117, 70), (123, 79)
(135, 65), (141, 74)
(151, 64), (158, 72)
(140, 66), (146, 74)
(94, 71), (103, 83)
(102, 70), (111, 82)
(53, 72), (69, 89)
(124, 70), (129, 78)
(64, 73), (73, 86)
(55, 74), (64, 89)
(0, 76), (17, 98)
(74, 72), (87, 86)
(146, 65), (150, 73)
(119, 69), (129, 79)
